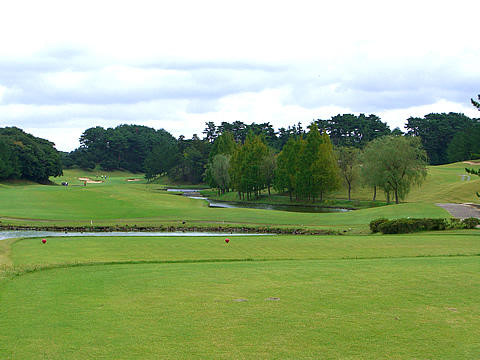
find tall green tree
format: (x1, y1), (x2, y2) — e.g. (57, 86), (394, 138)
(312, 130), (341, 202)
(205, 132), (237, 191)
(297, 123), (341, 202)
(361, 136), (428, 204)
(230, 131), (268, 200)
(210, 154), (231, 194)
(262, 150), (277, 196)
(208, 132), (236, 162)
(274, 123), (340, 202)
(274, 137), (304, 201)
(337, 147), (360, 201)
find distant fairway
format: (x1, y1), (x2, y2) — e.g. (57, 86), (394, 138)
(2, 234), (480, 359)
(2, 164), (474, 232)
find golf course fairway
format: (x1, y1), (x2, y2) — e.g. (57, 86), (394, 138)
(1, 164), (480, 358)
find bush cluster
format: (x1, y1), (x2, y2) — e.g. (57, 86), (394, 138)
(370, 217), (479, 234)
(369, 218), (389, 233)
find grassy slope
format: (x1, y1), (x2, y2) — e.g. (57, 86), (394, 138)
(327, 161), (480, 204)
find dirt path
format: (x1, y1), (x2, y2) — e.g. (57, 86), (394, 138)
(436, 203), (480, 219)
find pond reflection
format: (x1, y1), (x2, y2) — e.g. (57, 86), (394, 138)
(208, 200), (350, 213)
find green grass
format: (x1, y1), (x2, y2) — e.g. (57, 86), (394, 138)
(0, 169), (453, 233)
(8, 232), (480, 267)
(2, 163), (477, 233)
(2, 234), (480, 359)
(330, 161), (480, 204)
(2, 162), (480, 358)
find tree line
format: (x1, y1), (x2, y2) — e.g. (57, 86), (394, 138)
(3, 110), (479, 198)
(205, 121), (428, 204)
(0, 127), (63, 181)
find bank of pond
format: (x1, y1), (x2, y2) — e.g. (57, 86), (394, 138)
(166, 188), (352, 214)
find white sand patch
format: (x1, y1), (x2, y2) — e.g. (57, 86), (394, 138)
(78, 177), (103, 184)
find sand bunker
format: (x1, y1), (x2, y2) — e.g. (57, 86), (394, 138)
(126, 178), (141, 182)
(78, 177), (103, 184)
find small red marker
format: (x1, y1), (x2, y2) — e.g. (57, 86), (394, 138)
(42, 239), (47, 244)
(225, 238), (229, 243)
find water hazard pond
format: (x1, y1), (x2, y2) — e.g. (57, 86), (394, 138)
(167, 189), (350, 214)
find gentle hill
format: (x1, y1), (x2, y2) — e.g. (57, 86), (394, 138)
(328, 161), (480, 204)
(408, 162), (480, 203)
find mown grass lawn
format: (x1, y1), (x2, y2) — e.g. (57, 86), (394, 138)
(1, 233), (480, 359)
(2, 163), (477, 232)
(0, 178), (450, 232)
(1, 163), (480, 358)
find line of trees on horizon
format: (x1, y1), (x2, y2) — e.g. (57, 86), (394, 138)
(2, 110), (479, 200)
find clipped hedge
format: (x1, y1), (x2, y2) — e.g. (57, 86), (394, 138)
(370, 217), (479, 234)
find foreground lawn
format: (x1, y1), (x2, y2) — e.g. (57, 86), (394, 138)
(7, 232), (480, 267)
(1, 233), (480, 359)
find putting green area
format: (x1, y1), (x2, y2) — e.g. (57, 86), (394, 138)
(1, 233), (480, 359)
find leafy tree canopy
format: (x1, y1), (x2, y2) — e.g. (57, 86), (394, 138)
(361, 135), (428, 204)
(405, 112), (475, 165)
(316, 114), (391, 148)
(70, 124), (178, 173)
(0, 127), (63, 181)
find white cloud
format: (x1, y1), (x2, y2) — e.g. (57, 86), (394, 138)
(0, 0), (479, 151)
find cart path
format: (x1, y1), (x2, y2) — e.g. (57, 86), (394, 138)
(436, 203), (480, 219)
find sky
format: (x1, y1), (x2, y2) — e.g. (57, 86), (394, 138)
(1, 0), (479, 152)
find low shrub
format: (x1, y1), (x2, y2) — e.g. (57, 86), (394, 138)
(370, 217), (479, 234)
(377, 218), (418, 234)
(461, 217), (480, 229)
(369, 218), (389, 233)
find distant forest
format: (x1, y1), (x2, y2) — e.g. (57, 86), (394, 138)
(1, 112), (479, 186)
(0, 127), (63, 181)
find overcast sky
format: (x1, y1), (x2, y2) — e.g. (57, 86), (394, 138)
(1, 0), (479, 152)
